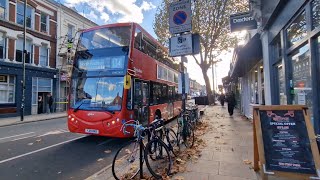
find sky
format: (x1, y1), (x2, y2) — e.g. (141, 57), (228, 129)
(59, 0), (232, 90)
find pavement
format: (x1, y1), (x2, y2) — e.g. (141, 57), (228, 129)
(88, 105), (293, 180)
(0, 112), (67, 127)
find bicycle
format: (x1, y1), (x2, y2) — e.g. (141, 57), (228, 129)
(151, 118), (180, 157)
(176, 110), (195, 148)
(112, 120), (172, 180)
(144, 119), (173, 179)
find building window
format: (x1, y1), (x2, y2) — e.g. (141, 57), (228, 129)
(16, 38), (32, 63)
(286, 11), (307, 47)
(16, 2), (33, 28)
(0, 0), (6, 19)
(39, 45), (48, 66)
(312, 0), (320, 29)
(277, 64), (286, 105)
(40, 13), (48, 33)
(0, 75), (15, 103)
(290, 44), (312, 112)
(67, 24), (74, 41)
(0, 32), (5, 59)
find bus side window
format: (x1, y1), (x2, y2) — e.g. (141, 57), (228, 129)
(153, 83), (159, 105)
(161, 84), (168, 103)
(142, 82), (149, 106)
(134, 80), (142, 108)
(168, 86), (173, 102)
(134, 28), (142, 51)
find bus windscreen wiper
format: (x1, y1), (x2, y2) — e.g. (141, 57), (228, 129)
(73, 99), (90, 112)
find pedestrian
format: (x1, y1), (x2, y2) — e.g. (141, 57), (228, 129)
(226, 91), (236, 116)
(219, 93), (225, 106)
(46, 93), (53, 113)
(38, 96), (43, 114)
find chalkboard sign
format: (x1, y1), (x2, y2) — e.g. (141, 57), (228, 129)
(253, 105), (320, 179)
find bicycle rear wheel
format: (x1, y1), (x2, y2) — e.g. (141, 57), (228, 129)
(112, 140), (142, 180)
(144, 139), (172, 179)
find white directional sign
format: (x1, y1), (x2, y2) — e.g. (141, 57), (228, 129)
(169, 33), (193, 57)
(169, 0), (192, 34)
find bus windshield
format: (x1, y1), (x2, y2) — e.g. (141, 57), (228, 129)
(71, 77), (124, 111)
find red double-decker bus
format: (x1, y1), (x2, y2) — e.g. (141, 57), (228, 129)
(67, 23), (182, 137)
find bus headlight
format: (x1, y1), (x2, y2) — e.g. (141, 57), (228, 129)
(112, 120), (115, 125)
(68, 115), (71, 118)
(116, 118), (119, 122)
(71, 118), (75, 121)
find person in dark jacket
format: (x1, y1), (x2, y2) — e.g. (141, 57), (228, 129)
(219, 93), (225, 106)
(46, 93), (53, 113)
(226, 91), (236, 116)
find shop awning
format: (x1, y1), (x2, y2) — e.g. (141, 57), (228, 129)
(230, 33), (262, 77)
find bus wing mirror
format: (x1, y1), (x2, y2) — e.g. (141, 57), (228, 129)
(124, 75), (131, 89)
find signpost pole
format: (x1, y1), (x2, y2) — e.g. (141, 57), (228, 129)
(181, 56), (186, 113)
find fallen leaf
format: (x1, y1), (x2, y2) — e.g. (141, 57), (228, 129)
(104, 150), (111, 153)
(97, 158), (103, 162)
(231, 148), (234, 152)
(174, 176), (184, 180)
(243, 159), (252, 165)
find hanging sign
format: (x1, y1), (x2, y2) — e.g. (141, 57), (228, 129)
(253, 105), (320, 179)
(230, 12), (257, 32)
(169, 0), (192, 34)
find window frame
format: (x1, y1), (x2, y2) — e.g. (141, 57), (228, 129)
(39, 45), (48, 66)
(0, 74), (15, 104)
(0, 0), (7, 19)
(16, 38), (32, 63)
(40, 12), (48, 33)
(16, 2), (34, 29)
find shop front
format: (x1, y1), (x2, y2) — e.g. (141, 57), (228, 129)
(230, 33), (264, 119)
(261, 0), (320, 133)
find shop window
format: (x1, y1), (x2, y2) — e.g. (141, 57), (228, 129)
(277, 64), (286, 104)
(17, 2), (33, 28)
(0, 75), (15, 103)
(39, 45), (48, 66)
(40, 13), (48, 33)
(289, 44), (312, 112)
(0, 32), (5, 59)
(16, 38), (32, 63)
(0, 0), (6, 19)
(286, 11), (307, 47)
(312, 0), (320, 30)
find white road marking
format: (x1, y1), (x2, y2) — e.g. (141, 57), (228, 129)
(37, 130), (67, 137)
(0, 136), (86, 164)
(10, 135), (36, 142)
(97, 139), (113, 146)
(0, 132), (35, 140)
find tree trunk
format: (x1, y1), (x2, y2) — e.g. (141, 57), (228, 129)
(201, 67), (213, 104)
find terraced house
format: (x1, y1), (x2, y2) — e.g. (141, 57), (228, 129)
(0, 0), (58, 117)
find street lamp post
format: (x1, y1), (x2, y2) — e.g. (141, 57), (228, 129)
(20, 0), (27, 121)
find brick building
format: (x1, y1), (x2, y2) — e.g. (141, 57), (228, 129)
(0, 0), (58, 117)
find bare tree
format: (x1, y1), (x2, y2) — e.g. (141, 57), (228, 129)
(153, 0), (248, 103)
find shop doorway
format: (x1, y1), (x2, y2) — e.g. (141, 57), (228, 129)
(37, 92), (50, 114)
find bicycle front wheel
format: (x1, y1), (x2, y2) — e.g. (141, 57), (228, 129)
(144, 139), (172, 179)
(183, 122), (195, 148)
(112, 140), (142, 180)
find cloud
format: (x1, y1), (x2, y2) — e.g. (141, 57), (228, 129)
(84, 11), (98, 20)
(63, 0), (156, 24)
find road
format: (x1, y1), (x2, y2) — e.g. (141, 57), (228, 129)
(0, 118), (129, 180)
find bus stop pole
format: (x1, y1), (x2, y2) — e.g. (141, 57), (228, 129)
(181, 56), (186, 113)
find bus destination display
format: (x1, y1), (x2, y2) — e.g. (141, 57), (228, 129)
(259, 110), (316, 174)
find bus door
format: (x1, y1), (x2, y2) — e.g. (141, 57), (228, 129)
(134, 79), (150, 125)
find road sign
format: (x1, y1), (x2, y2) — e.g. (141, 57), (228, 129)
(169, 0), (192, 34)
(169, 33), (193, 57)
(169, 33), (200, 57)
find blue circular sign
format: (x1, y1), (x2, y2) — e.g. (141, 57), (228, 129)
(173, 11), (187, 25)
